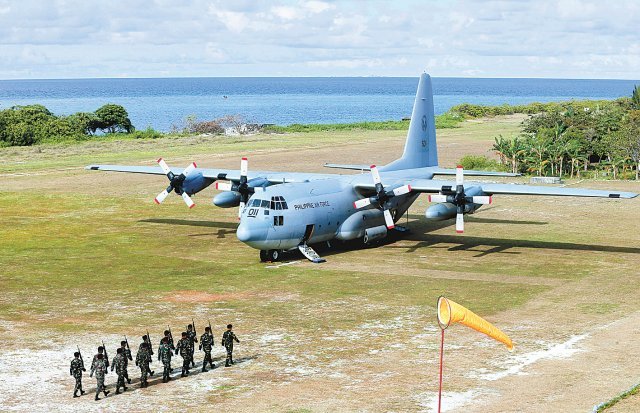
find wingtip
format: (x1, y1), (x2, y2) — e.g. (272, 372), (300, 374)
(154, 198), (160, 205)
(456, 230), (464, 234)
(189, 203), (196, 209)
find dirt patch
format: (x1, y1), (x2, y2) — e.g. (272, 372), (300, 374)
(165, 290), (254, 303)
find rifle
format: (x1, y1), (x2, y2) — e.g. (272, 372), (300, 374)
(167, 325), (174, 345)
(192, 317), (197, 337)
(146, 329), (154, 355)
(102, 340), (109, 370)
(77, 345), (86, 371)
(124, 335), (132, 360)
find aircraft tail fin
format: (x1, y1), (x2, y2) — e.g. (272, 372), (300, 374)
(382, 73), (438, 171)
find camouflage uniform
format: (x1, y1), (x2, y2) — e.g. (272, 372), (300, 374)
(135, 346), (151, 387)
(139, 340), (154, 375)
(110, 353), (127, 393)
(158, 342), (173, 382)
(200, 332), (215, 371)
(69, 356), (85, 397)
(187, 329), (197, 367)
(175, 337), (192, 376)
(222, 330), (240, 366)
(91, 353), (109, 371)
(90, 358), (108, 400)
(123, 346), (133, 384)
(160, 333), (175, 372)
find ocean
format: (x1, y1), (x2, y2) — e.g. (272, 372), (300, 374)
(0, 77), (638, 131)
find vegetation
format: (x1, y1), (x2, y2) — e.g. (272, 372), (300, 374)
(458, 154), (507, 172)
(595, 382), (640, 412)
(491, 95), (640, 179)
(0, 103), (137, 146)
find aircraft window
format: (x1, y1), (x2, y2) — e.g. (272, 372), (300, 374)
(261, 200), (270, 208)
(275, 202), (283, 210)
(270, 200), (275, 210)
(264, 209), (269, 215)
(273, 216), (278, 226)
(279, 216), (284, 226)
(250, 199), (261, 207)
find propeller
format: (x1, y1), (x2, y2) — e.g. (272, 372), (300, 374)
(353, 164), (411, 229)
(154, 158), (197, 208)
(215, 157), (250, 219)
(427, 165), (492, 233)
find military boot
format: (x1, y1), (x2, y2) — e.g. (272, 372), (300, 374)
(95, 395), (100, 401)
(230, 356), (235, 365)
(104, 390), (110, 396)
(73, 391), (79, 398)
(115, 388), (121, 395)
(225, 360), (230, 367)
(80, 389), (86, 395)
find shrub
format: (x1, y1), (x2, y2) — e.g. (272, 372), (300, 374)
(459, 155), (506, 171)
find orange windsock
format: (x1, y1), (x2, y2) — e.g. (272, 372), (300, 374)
(437, 296), (514, 351)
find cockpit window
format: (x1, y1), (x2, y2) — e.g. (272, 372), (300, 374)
(260, 200), (270, 208)
(270, 196), (288, 210)
(250, 199), (261, 207)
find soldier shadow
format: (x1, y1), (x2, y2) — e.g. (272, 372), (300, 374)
(82, 353), (259, 396)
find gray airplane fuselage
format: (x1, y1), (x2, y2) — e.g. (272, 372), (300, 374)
(236, 170), (425, 251)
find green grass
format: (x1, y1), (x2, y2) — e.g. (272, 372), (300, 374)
(595, 382), (640, 412)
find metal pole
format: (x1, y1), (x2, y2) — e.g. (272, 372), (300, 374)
(438, 328), (445, 413)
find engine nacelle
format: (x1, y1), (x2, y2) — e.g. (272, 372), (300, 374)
(363, 225), (388, 243)
(213, 191), (241, 208)
(425, 186), (486, 221)
(182, 171), (214, 195)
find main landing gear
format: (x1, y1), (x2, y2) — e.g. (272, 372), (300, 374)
(260, 249), (281, 262)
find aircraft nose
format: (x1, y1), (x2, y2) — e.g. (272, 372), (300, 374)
(236, 222), (267, 244)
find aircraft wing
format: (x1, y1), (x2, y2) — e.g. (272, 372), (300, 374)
(86, 164), (335, 183)
(430, 168), (521, 177)
(355, 178), (638, 199)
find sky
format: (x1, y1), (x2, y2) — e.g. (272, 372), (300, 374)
(1, 0), (639, 80)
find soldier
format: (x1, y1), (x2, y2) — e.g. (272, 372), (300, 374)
(186, 324), (198, 368)
(89, 353), (110, 401)
(91, 346), (109, 373)
(199, 326), (215, 372)
(136, 342), (153, 387)
(139, 335), (154, 376)
(120, 340), (133, 384)
(111, 347), (128, 394)
(158, 337), (173, 382)
(70, 351), (86, 398)
(161, 329), (175, 372)
(175, 332), (192, 377)
(221, 324), (240, 367)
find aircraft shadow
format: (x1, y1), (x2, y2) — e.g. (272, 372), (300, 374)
(79, 354), (258, 397)
(139, 218), (237, 230)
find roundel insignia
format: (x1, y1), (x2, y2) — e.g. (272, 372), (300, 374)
(421, 115), (428, 131)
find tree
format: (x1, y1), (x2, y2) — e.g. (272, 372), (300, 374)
(617, 110), (640, 179)
(94, 104), (134, 133)
(632, 85), (640, 110)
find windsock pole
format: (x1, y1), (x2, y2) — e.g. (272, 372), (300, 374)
(438, 327), (445, 413)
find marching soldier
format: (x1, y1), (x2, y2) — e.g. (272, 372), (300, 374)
(186, 324), (198, 368)
(161, 329), (175, 372)
(139, 335), (154, 376)
(70, 351), (86, 397)
(158, 337), (173, 382)
(111, 347), (128, 394)
(135, 342), (152, 388)
(91, 346), (109, 373)
(200, 326), (215, 372)
(89, 353), (110, 401)
(175, 332), (192, 377)
(221, 324), (240, 367)
(120, 340), (133, 384)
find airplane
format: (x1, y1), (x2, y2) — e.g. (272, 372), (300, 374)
(87, 73), (637, 263)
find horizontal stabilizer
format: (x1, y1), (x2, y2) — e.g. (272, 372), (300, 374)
(324, 163), (371, 171)
(432, 168), (521, 177)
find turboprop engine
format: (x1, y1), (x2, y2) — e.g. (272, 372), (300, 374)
(425, 186), (485, 221)
(213, 191), (241, 208)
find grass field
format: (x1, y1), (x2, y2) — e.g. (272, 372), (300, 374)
(1, 115), (639, 412)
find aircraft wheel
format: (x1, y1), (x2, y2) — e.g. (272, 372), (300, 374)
(259, 250), (268, 262)
(268, 249), (281, 262)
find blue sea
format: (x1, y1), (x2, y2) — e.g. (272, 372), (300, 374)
(0, 77), (638, 131)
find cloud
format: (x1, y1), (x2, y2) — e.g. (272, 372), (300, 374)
(0, 0), (638, 79)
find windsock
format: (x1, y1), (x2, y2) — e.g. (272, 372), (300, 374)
(437, 296), (514, 351)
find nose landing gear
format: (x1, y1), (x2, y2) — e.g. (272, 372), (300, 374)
(260, 249), (281, 262)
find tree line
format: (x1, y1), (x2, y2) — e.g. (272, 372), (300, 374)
(490, 86), (640, 180)
(0, 103), (136, 146)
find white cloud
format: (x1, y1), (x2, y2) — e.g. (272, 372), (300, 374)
(0, 0), (638, 79)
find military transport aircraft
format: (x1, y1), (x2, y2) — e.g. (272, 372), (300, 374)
(88, 73), (637, 263)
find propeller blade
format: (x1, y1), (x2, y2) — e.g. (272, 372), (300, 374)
(383, 209), (395, 229)
(238, 201), (245, 219)
(428, 194), (448, 203)
(240, 157), (248, 177)
(455, 213), (464, 233)
(182, 162), (197, 177)
(471, 195), (492, 205)
(154, 188), (171, 204)
(370, 165), (382, 185)
(392, 184), (411, 197)
(354, 198), (372, 209)
(181, 192), (195, 209)
(216, 181), (233, 191)
(456, 165), (464, 186)
(157, 158), (172, 175)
